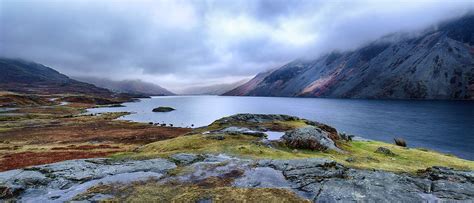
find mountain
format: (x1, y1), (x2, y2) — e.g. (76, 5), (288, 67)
(179, 80), (248, 95)
(224, 15), (474, 100)
(0, 58), (113, 96)
(74, 77), (174, 96)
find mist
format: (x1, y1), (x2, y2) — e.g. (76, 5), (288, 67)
(1, 0), (473, 91)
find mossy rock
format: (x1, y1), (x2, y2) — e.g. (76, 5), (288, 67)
(152, 107), (175, 112)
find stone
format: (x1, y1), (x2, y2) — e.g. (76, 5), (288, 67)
(375, 147), (396, 156)
(233, 167), (290, 188)
(282, 126), (341, 152)
(0, 158), (177, 202)
(0, 184), (24, 199)
(218, 127), (266, 137)
(169, 153), (203, 165)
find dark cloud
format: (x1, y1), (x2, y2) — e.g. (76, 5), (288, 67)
(1, 0), (473, 91)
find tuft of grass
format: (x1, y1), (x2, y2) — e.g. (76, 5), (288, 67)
(123, 133), (474, 173)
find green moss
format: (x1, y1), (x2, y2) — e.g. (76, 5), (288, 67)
(75, 180), (308, 202)
(124, 133), (474, 173)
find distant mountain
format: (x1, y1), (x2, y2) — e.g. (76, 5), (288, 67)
(74, 77), (174, 96)
(180, 80), (248, 95)
(0, 58), (112, 96)
(225, 15), (474, 100)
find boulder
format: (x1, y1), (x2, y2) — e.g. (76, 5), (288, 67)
(281, 126), (341, 152)
(375, 147), (396, 156)
(170, 153), (203, 165)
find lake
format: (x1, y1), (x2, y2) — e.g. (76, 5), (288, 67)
(88, 96), (474, 160)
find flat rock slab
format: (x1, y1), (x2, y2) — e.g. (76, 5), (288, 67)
(256, 158), (474, 202)
(0, 158), (176, 201)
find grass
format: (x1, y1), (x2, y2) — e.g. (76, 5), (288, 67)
(74, 178), (308, 202)
(124, 132), (474, 173)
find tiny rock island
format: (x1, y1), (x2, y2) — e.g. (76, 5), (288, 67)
(152, 106), (175, 112)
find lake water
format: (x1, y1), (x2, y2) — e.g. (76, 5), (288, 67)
(88, 96), (474, 160)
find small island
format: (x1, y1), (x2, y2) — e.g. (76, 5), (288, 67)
(152, 106), (175, 112)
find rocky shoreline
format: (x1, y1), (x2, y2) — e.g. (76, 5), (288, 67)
(1, 153), (473, 202)
(1, 114), (474, 202)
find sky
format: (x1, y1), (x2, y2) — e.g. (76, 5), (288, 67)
(1, 0), (473, 92)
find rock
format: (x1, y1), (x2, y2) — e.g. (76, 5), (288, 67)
(375, 147), (396, 156)
(170, 153), (203, 165)
(339, 132), (353, 141)
(394, 137), (407, 147)
(345, 157), (355, 162)
(233, 167), (290, 188)
(0, 184), (24, 199)
(215, 114), (300, 124)
(207, 135), (225, 140)
(152, 106), (175, 112)
(218, 127), (266, 137)
(281, 126), (341, 152)
(0, 158), (177, 201)
(256, 157), (474, 202)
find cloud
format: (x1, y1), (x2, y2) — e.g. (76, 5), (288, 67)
(1, 0), (473, 91)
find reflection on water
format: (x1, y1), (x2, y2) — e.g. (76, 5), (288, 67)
(88, 96), (474, 160)
(266, 131), (285, 140)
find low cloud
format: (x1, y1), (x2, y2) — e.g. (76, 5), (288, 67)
(1, 0), (473, 91)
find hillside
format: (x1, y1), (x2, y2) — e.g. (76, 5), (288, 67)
(225, 15), (474, 99)
(0, 58), (113, 96)
(179, 80), (247, 95)
(74, 77), (174, 96)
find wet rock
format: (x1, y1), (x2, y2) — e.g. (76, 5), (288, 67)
(170, 153), (204, 165)
(282, 126), (341, 152)
(375, 147), (396, 156)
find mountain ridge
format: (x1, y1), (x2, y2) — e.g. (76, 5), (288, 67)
(74, 76), (174, 96)
(0, 58), (113, 96)
(224, 15), (474, 100)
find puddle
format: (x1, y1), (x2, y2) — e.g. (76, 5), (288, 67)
(265, 131), (285, 140)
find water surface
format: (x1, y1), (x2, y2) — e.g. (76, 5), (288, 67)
(88, 96), (474, 160)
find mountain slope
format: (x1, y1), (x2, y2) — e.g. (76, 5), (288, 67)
(0, 58), (113, 96)
(225, 15), (474, 100)
(74, 77), (174, 96)
(180, 80), (248, 95)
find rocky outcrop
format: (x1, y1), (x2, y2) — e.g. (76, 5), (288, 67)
(212, 114), (340, 140)
(0, 158), (176, 201)
(170, 153), (204, 165)
(1, 155), (473, 202)
(282, 126), (341, 152)
(256, 158), (474, 202)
